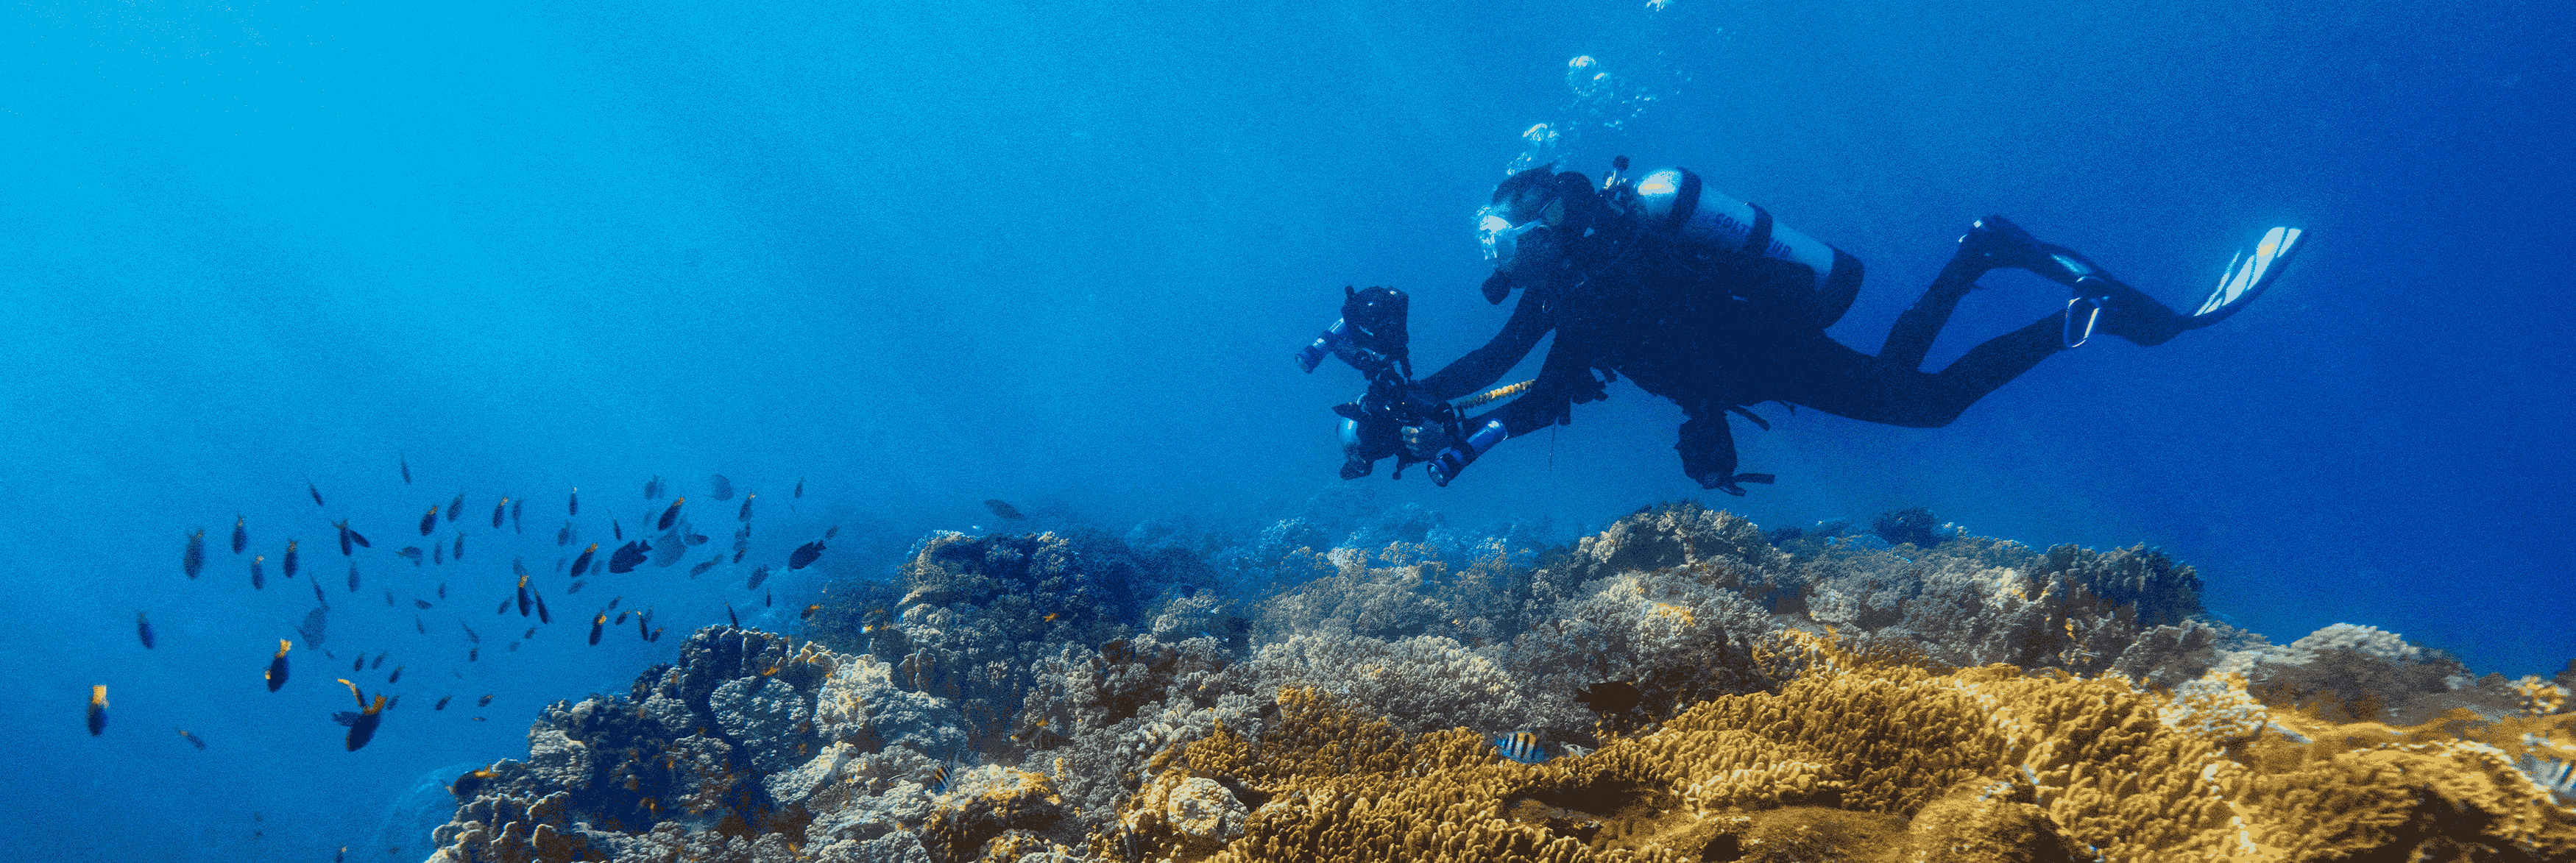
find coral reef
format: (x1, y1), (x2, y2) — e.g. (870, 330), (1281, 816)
(422, 500), (2576, 863)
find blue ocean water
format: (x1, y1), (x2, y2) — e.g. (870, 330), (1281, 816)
(3, 0), (2569, 859)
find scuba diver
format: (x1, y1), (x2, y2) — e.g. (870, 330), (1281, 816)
(1298, 157), (2304, 494)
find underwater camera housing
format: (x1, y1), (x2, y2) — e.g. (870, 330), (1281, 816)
(1295, 285), (1455, 479)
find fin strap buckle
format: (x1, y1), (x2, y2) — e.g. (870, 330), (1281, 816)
(2063, 280), (2107, 349)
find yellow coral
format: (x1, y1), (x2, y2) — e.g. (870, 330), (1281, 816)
(1109, 633), (2576, 863)
(2515, 675), (2571, 717)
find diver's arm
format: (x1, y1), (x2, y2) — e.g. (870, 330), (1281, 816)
(1412, 291), (1551, 402)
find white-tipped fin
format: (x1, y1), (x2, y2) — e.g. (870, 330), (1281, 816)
(2196, 227), (2301, 317)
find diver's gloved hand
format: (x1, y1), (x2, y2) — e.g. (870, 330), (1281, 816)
(1401, 424), (1459, 464)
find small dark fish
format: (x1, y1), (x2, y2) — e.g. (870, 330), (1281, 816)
(312, 580), (327, 604)
(88, 686), (107, 736)
(794, 477), (804, 498)
(824, 525), (838, 539)
(644, 475), (660, 500)
(438, 582), (447, 599)
(569, 544), (598, 578)
(556, 523), (573, 547)
(333, 679), (386, 751)
(467, 647), (479, 662)
(612, 517), (623, 541)
(434, 695), (451, 711)
(725, 604), (738, 628)
(450, 767), (495, 796)
(520, 626), (536, 639)
(459, 622), (478, 643)
(708, 474), (734, 501)
(657, 497), (684, 531)
(413, 599), (432, 610)
(732, 541), (748, 564)
(419, 506), (438, 536)
(478, 694), (493, 708)
(565, 579), (586, 594)
(496, 597), (511, 615)
(492, 497), (507, 528)
(788, 540), (825, 570)
(511, 498), (523, 533)
(387, 666), (403, 684)
(396, 547), (422, 563)
(447, 491), (464, 522)
(371, 652), (386, 670)
(613, 611), (629, 625)
(347, 526), (370, 549)
(281, 540), (299, 580)
(648, 627), (662, 642)
(453, 533), (464, 561)
(687, 533), (707, 546)
(765, 591), (772, 608)
(414, 615), (425, 634)
(184, 528), (206, 578)
(232, 516), (248, 554)
(738, 494), (754, 522)
(690, 558), (719, 577)
(266, 640), (291, 692)
(308, 481), (325, 508)
(433, 543), (443, 566)
(385, 588), (397, 607)
(333, 519), (355, 556)
(567, 487), (578, 516)
(353, 656), (364, 674)
(136, 611), (155, 649)
(802, 603), (822, 619)
(399, 453), (411, 484)
(607, 540), (648, 574)
(178, 728), (206, 749)
(607, 597), (620, 611)
(534, 590), (550, 625)
(300, 607), (328, 647)
(516, 578), (531, 617)
(637, 613), (648, 640)
(983, 499), (1025, 520)
(746, 564), (772, 592)
(250, 555), (266, 590)
(588, 614), (604, 645)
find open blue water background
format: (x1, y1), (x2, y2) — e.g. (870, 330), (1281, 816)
(4, 0), (2569, 859)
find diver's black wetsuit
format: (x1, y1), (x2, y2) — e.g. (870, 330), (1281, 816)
(1412, 177), (2069, 492)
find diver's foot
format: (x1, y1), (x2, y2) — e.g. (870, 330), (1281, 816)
(2079, 227), (2304, 347)
(1691, 471), (1775, 497)
(1950, 216), (2106, 287)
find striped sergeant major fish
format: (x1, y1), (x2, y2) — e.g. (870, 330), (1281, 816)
(1494, 731), (1545, 764)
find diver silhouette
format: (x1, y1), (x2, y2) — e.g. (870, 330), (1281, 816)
(1301, 157), (2304, 493)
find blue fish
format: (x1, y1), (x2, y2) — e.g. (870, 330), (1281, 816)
(1495, 731), (1544, 764)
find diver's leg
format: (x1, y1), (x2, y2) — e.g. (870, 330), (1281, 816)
(1878, 227), (2000, 372)
(1774, 318), (2062, 428)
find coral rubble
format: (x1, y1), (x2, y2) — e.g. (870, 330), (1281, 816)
(424, 501), (2576, 862)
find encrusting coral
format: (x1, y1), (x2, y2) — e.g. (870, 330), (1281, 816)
(1121, 631), (2575, 863)
(420, 500), (2576, 863)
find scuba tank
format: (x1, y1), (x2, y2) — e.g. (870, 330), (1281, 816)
(1624, 166), (1864, 330)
